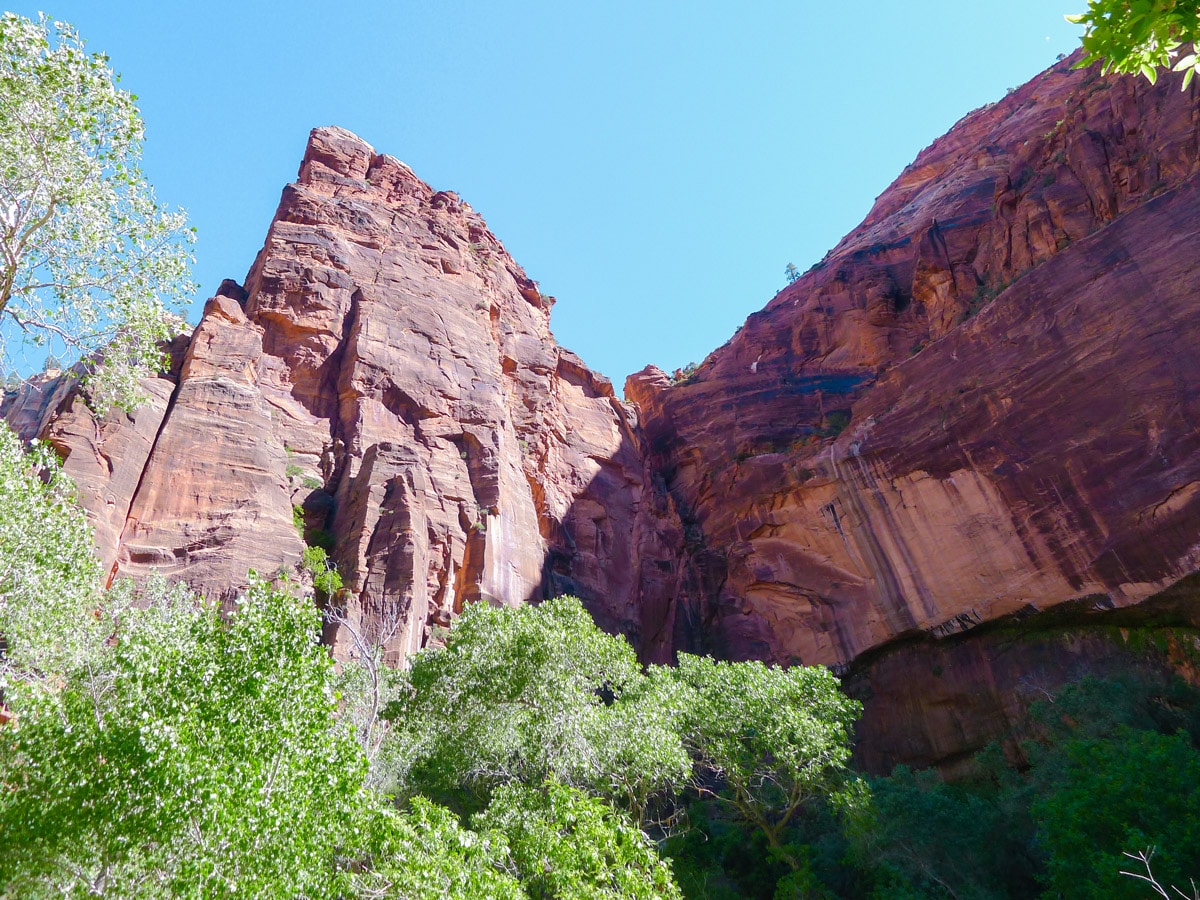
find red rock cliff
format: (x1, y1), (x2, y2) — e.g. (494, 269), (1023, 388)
(628, 55), (1200, 667)
(623, 55), (1200, 768)
(8, 55), (1200, 771)
(5, 126), (680, 666)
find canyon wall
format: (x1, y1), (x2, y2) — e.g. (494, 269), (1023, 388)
(629, 55), (1200, 666)
(7, 53), (1200, 770)
(3, 126), (680, 666)
(622, 54), (1200, 767)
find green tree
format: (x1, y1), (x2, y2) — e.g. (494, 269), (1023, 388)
(380, 596), (691, 822)
(346, 799), (528, 900)
(0, 578), (369, 898)
(1068, 0), (1200, 88)
(0, 13), (195, 410)
(474, 782), (684, 900)
(0, 422), (102, 686)
(660, 655), (862, 872)
(380, 596), (863, 887)
(1032, 727), (1200, 899)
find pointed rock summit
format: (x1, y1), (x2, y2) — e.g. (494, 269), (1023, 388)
(6, 126), (682, 665)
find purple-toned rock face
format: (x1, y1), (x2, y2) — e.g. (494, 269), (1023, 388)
(629, 55), (1200, 671)
(11, 55), (1200, 772)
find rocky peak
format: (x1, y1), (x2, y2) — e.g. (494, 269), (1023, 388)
(10, 60), (1200, 772)
(8, 126), (680, 666)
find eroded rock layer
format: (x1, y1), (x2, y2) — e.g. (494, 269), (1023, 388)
(629, 55), (1200, 672)
(5, 126), (679, 665)
(6, 54), (1200, 771)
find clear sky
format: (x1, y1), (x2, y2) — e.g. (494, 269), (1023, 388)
(10, 2), (1084, 387)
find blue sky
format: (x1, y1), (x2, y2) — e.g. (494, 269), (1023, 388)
(12, 2), (1083, 387)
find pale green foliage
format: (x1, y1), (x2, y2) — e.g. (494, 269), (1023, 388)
(380, 596), (691, 821)
(350, 785), (683, 900)
(657, 654), (863, 865)
(0, 13), (195, 409)
(0, 422), (102, 683)
(0, 578), (368, 898)
(474, 782), (684, 900)
(381, 596), (862, 875)
(349, 799), (527, 900)
(1068, 0), (1200, 88)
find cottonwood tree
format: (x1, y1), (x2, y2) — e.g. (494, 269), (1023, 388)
(659, 654), (863, 871)
(379, 596), (692, 821)
(0, 423), (102, 689)
(380, 595), (863, 876)
(0, 578), (370, 899)
(0, 13), (194, 409)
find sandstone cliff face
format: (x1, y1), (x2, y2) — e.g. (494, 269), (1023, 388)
(629, 55), (1200, 673)
(8, 55), (1200, 772)
(4, 127), (679, 666)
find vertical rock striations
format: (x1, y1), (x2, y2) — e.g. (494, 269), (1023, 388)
(623, 55), (1200, 767)
(630, 54), (1200, 671)
(8, 54), (1200, 770)
(7, 126), (680, 665)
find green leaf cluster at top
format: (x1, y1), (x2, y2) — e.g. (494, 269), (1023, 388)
(0, 13), (195, 411)
(1068, 0), (1200, 88)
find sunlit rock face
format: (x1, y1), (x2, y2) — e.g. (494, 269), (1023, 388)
(6, 126), (680, 666)
(9, 52), (1200, 771)
(620, 54), (1200, 767)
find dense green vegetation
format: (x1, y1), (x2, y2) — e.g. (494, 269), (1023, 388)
(0, 427), (866, 898)
(6, 423), (1200, 898)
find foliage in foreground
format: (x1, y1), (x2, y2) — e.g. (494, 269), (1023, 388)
(0, 579), (366, 898)
(1068, 0), (1200, 88)
(849, 672), (1200, 900)
(0, 424), (102, 683)
(10, 423), (1200, 898)
(0, 12), (195, 409)
(1, 423), (862, 898)
(380, 594), (863, 856)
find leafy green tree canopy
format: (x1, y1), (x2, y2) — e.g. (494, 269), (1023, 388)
(0, 577), (368, 899)
(380, 595), (691, 820)
(661, 654), (863, 869)
(0, 422), (102, 686)
(382, 594), (863, 879)
(474, 782), (684, 900)
(0, 12), (195, 409)
(1068, 0), (1200, 88)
